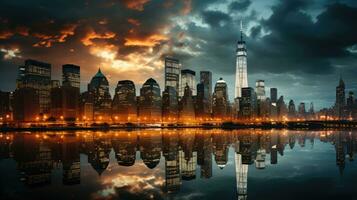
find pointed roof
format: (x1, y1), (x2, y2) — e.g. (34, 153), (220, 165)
(339, 77), (345, 86)
(94, 68), (105, 78)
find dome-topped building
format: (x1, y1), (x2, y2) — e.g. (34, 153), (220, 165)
(88, 68), (112, 120)
(138, 78), (162, 122)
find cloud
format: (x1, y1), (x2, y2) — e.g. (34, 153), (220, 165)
(121, 0), (151, 11)
(228, 0), (252, 12)
(0, 48), (21, 59)
(81, 29), (116, 46)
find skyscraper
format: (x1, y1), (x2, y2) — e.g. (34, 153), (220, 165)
(138, 78), (162, 122)
(179, 84), (195, 121)
(88, 68), (112, 120)
(335, 77), (345, 119)
(270, 88), (278, 119)
(196, 71), (212, 119)
(50, 85), (79, 120)
(62, 64), (80, 89)
(17, 59), (52, 114)
(254, 80), (265, 100)
(288, 100), (296, 119)
(235, 21), (248, 98)
(270, 88), (278, 103)
(112, 80), (137, 122)
(239, 87), (257, 119)
(162, 86), (179, 122)
(180, 69), (196, 97)
(164, 57), (181, 93)
(212, 78), (229, 119)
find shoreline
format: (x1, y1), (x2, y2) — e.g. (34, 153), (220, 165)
(1, 120), (357, 132)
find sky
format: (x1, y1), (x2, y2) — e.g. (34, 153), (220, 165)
(1, 0), (357, 110)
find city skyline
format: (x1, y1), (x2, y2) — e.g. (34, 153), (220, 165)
(1, 0), (357, 109)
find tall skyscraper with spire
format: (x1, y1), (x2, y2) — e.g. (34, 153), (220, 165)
(235, 21), (248, 98)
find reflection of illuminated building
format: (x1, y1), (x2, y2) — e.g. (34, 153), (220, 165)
(255, 148), (266, 169)
(335, 132), (346, 174)
(213, 132), (229, 169)
(235, 153), (248, 200)
(13, 134), (53, 185)
(196, 132), (212, 179)
(179, 131), (197, 180)
(87, 139), (110, 176)
(61, 136), (80, 185)
(163, 132), (181, 192)
(112, 132), (137, 166)
(139, 131), (162, 169)
(179, 151), (197, 180)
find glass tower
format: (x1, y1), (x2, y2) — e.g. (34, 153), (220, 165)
(165, 57), (181, 93)
(235, 21), (248, 98)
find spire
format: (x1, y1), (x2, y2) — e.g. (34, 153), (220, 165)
(339, 73), (345, 87)
(240, 20), (243, 41)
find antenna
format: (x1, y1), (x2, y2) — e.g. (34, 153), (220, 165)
(240, 20), (243, 41)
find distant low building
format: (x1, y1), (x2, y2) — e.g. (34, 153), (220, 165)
(13, 87), (40, 121)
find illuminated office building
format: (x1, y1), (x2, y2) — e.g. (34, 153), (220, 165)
(17, 59), (52, 114)
(235, 21), (248, 98)
(212, 78), (229, 119)
(138, 78), (162, 122)
(165, 57), (181, 93)
(180, 69), (196, 96)
(162, 86), (179, 122)
(62, 64), (80, 89)
(112, 80), (137, 122)
(179, 84), (195, 121)
(87, 68), (112, 120)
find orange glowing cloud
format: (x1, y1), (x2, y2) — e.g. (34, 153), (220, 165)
(0, 26), (29, 39)
(122, 0), (151, 11)
(128, 18), (141, 26)
(124, 34), (168, 47)
(81, 29), (116, 46)
(32, 24), (77, 47)
(181, 0), (192, 15)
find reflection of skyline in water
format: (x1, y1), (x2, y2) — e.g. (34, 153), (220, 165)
(0, 129), (356, 200)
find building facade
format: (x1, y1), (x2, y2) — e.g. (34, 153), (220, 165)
(87, 69), (112, 120)
(112, 80), (137, 122)
(162, 86), (179, 122)
(62, 64), (80, 89)
(180, 69), (196, 97)
(17, 59), (52, 114)
(165, 57), (181, 93)
(212, 78), (229, 119)
(235, 22), (248, 98)
(138, 78), (162, 122)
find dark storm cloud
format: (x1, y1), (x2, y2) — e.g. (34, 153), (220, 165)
(228, 0), (252, 12)
(1, 0), (357, 108)
(201, 10), (232, 27)
(250, 0), (357, 74)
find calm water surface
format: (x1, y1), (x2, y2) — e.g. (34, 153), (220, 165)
(0, 129), (356, 200)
